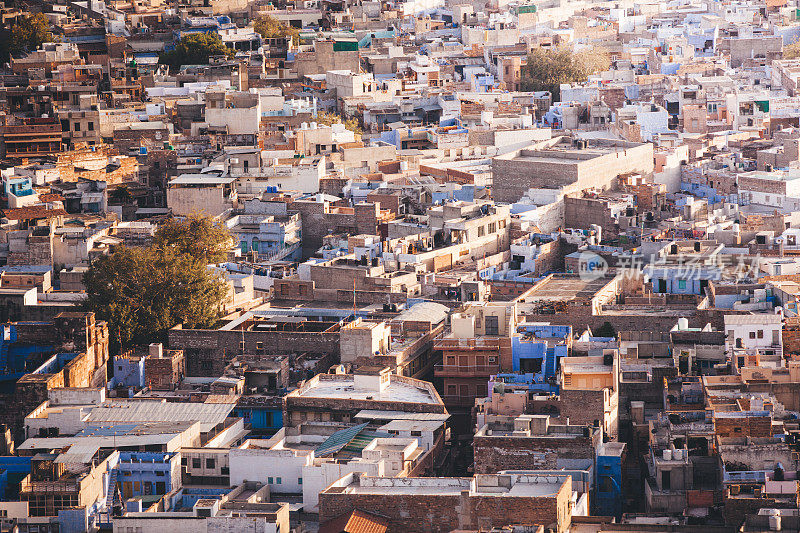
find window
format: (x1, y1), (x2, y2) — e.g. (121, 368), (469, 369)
(750, 331), (756, 339)
(74, 122), (81, 131)
(192, 458), (201, 469)
(662, 470), (671, 490)
(678, 280), (687, 290)
(87, 122), (94, 131)
(268, 477), (273, 484)
(276, 477), (282, 484)
(299, 478), (303, 484)
(411, 430), (422, 437)
(206, 458), (215, 469)
(256, 342), (263, 352)
(477, 226), (486, 237)
(757, 330), (764, 339)
(221, 467), (229, 475)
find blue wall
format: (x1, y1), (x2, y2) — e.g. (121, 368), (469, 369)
(114, 452), (178, 497)
(111, 357), (145, 389)
(0, 456), (31, 499)
(234, 406), (283, 433)
(595, 450), (623, 519)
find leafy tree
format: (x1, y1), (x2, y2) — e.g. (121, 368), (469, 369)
(159, 32), (233, 70)
(594, 321), (616, 339)
(153, 214), (233, 264)
(520, 45), (611, 100)
(315, 111), (363, 135)
(82, 216), (232, 352)
(253, 15), (300, 43)
(785, 39), (800, 60)
(109, 185), (133, 204)
(8, 13), (54, 58)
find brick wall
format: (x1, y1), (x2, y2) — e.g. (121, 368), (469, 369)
(473, 433), (597, 474)
(319, 478), (570, 533)
(714, 415), (772, 438)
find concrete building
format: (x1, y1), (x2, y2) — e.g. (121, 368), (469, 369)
(492, 136), (654, 203)
(283, 368), (447, 427)
(319, 472), (576, 533)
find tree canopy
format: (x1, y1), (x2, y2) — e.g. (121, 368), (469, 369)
(253, 15), (300, 43)
(520, 46), (611, 100)
(153, 214), (233, 264)
(159, 32), (233, 70)
(315, 111), (363, 135)
(7, 13), (54, 59)
(82, 215), (232, 352)
(785, 39), (800, 60)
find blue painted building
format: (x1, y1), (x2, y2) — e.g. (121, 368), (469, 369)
(512, 324), (571, 377)
(643, 265), (721, 295)
(233, 404), (283, 434)
(109, 354), (145, 389)
(3, 176), (35, 203)
(113, 452), (180, 499)
(0, 456), (31, 499)
(595, 442), (625, 519)
(0, 324), (54, 387)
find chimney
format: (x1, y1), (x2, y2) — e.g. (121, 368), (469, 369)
(149, 343), (163, 359)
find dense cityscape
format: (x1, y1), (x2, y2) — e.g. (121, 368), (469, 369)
(0, 0), (796, 531)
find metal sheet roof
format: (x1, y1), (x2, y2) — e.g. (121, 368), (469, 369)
(354, 410), (450, 421)
(86, 400), (236, 433)
(315, 423), (369, 458)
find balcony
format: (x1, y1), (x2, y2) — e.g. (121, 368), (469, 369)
(434, 363), (500, 377)
(20, 478), (79, 494)
(440, 394), (478, 407)
(435, 337), (507, 350)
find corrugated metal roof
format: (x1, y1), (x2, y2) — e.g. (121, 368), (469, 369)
(723, 314), (782, 325)
(54, 443), (100, 464)
(86, 400), (235, 432)
(354, 410), (450, 421)
(315, 423), (369, 458)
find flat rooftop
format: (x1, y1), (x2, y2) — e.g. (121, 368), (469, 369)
(85, 400), (236, 433)
(331, 473), (568, 498)
(295, 375), (439, 404)
(520, 274), (611, 302)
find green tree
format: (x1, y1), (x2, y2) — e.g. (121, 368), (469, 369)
(109, 185), (133, 204)
(315, 111), (363, 135)
(82, 216), (232, 352)
(253, 15), (300, 43)
(159, 32), (233, 70)
(8, 13), (54, 58)
(594, 321), (616, 339)
(520, 45), (611, 100)
(785, 39), (800, 59)
(153, 214), (233, 264)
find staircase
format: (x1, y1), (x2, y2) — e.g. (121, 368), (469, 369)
(107, 469), (121, 509)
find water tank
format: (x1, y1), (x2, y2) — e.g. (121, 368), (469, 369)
(673, 448), (682, 460)
(678, 317), (689, 330)
(767, 509), (781, 531)
(663, 449), (673, 461)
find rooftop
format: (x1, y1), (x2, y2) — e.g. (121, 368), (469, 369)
(291, 373), (443, 405)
